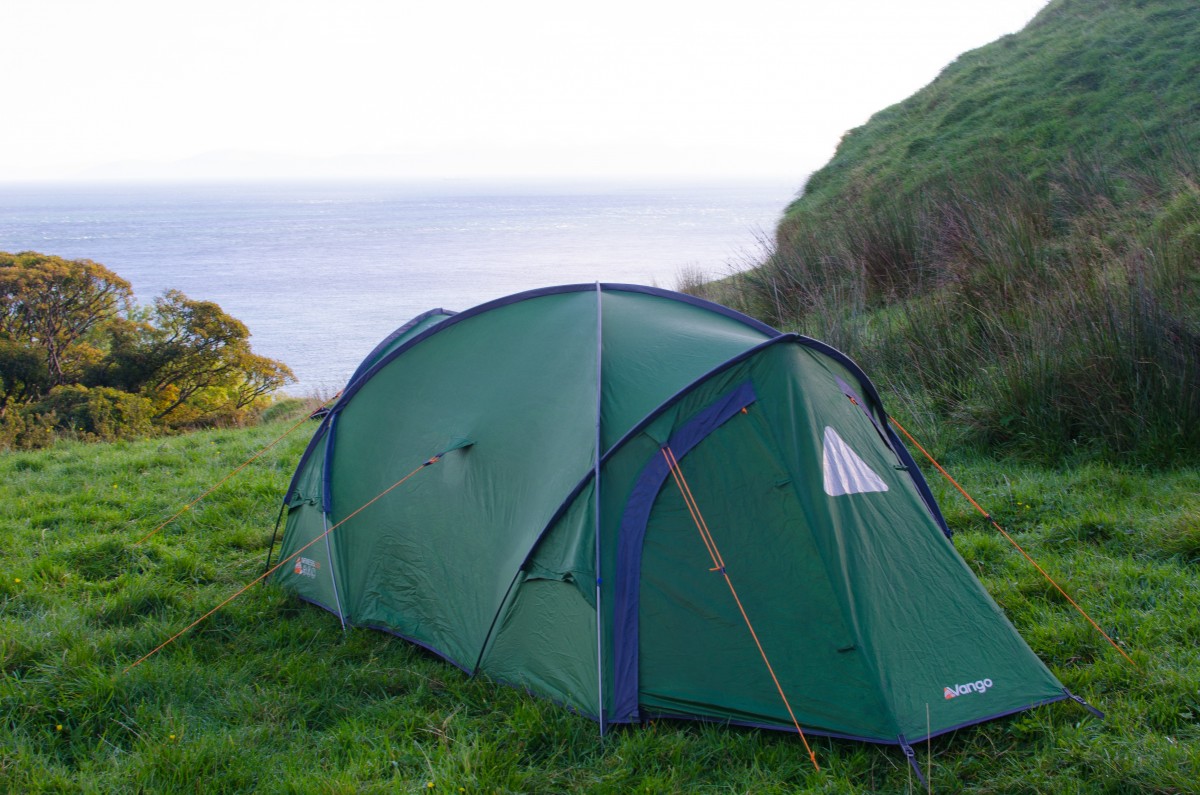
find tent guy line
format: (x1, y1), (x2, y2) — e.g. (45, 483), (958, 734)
(122, 449), (447, 674)
(887, 415), (1138, 669)
(132, 391), (343, 547)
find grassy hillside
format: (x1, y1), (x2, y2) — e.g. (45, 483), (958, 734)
(793, 0), (1200, 213)
(1, 408), (1198, 792)
(714, 0), (1200, 464)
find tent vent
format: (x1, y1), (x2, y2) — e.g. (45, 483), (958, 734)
(822, 426), (889, 497)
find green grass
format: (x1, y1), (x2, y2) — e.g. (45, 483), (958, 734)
(1, 412), (1198, 792)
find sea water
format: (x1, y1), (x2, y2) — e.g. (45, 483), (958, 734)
(0, 179), (796, 393)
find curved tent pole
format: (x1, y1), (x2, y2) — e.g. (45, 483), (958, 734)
(344, 307), (457, 388)
(593, 282), (606, 736)
(334, 283), (782, 411)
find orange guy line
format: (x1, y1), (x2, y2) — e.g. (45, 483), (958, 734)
(888, 416), (1137, 669)
(124, 452), (438, 673)
(661, 446), (821, 773)
(134, 392), (342, 546)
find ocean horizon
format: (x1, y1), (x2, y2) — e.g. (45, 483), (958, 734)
(0, 178), (797, 394)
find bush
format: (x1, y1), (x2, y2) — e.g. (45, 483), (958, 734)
(32, 385), (155, 442)
(0, 407), (57, 451)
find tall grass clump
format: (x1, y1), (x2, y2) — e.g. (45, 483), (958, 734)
(737, 163), (1200, 464)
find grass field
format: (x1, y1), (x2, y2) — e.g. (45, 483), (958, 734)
(1, 408), (1198, 793)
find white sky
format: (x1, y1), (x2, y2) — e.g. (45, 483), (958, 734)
(0, 0), (1049, 182)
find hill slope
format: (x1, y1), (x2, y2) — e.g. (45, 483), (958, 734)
(791, 0), (1200, 216)
(723, 0), (1200, 463)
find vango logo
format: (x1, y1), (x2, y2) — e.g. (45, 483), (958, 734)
(943, 678), (994, 699)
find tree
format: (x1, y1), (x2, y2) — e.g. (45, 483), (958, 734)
(105, 289), (294, 423)
(0, 252), (132, 387)
(230, 350), (295, 410)
(0, 252), (296, 442)
(0, 336), (51, 409)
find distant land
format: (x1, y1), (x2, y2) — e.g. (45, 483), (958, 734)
(41, 146), (803, 184)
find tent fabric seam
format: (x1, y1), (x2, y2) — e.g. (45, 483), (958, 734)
(345, 307), (458, 388)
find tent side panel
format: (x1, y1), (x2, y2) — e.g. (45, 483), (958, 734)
(476, 481), (600, 715)
(481, 577), (600, 717)
(761, 344), (1067, 739)
(598, 290), (772, 453)
(274, 503), (344, 618)
(327, 290), (600, 671)
(275, 426), (345, 615)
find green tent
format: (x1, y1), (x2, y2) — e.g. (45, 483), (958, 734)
(273, 284), (1093, 759)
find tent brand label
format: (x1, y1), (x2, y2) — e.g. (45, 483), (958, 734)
(294, 557), (320, 578)
(943, 678), (993, 699)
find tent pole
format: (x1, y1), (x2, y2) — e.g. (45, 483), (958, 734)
(593, 282), (606, 737)
(320, 418), (347, 631)
(322, 512), (347, 631)
(262, 501), (286, 575)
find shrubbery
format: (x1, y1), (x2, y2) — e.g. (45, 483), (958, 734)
(0, 252), (294, 449)
(32, 385), (156, 442)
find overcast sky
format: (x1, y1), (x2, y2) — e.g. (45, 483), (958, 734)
(1, 0), (1049, 183)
